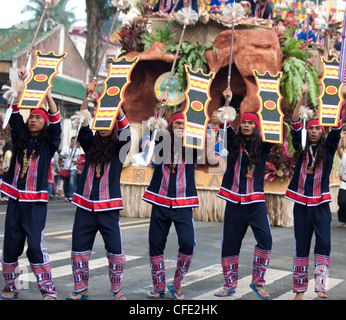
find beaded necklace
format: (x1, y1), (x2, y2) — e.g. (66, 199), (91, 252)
(170, 152), (179, 174)
(243, 147), (255, 179)
(306, 145), (317, 175)
(20, 149), (35, 179)
(95, 162), (102, 178)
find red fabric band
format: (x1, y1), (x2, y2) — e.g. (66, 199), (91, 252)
(170, 112), (185, 124)
(30, 108), (49, 125)
(240, 112), (260, 129)
(307, 119), (325, 132)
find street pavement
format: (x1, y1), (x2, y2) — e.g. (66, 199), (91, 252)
(0, 199), (345, 301)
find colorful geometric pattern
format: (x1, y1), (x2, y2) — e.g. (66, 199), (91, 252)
(18, 50), (68, 109)
(318, 56), (344, 127)
(149, 255), (166, 293)
(92, 56), (139, 131)
(253, 70), (284, 144)
(174, 252), (193, 289)
(182, 65), (215, 150)
(107, 252), (126, 293)
(221, 255), (239, 291)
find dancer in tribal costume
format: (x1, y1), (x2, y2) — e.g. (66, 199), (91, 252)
(1, 66), (61, 300)
(66, 83), (131, 300)
(285, 83), (343, 300)
(215, 90), (274, 299)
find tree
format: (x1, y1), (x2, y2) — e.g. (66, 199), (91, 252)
(85, 0), (116, 76)
(21, 0), (78, 31)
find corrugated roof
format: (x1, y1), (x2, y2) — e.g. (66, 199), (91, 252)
(52, 76), (86, 100)
(0, 28), (46, 61)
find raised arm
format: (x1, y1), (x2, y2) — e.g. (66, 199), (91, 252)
(292, 82), (309, 123)
(46, 90), (58, 114)
(80, 81), (97, 111)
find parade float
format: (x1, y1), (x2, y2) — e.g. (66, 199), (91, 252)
(113, 2), (344, 227)
(3, 1), (343, 227)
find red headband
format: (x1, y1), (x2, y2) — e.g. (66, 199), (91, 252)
(170, 112), (185, 125)
(240, 112), (260, 129)
(30, 108), (49, 125)
(307, 119), (325, 132)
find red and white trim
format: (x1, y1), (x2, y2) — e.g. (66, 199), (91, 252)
(0, 182), (48, 202)
(142, 190), (199, 209)
(72, 193), (123, 212)
(291, 119), (302, 131)
(217, 187), (265, 204)
(48, 110), (60, 124)
(285, 189), (331, 206)
(117, 114), (129, 131)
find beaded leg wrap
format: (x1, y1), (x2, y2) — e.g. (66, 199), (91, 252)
(174, 252), (193, 289)
(221, 255), (239, 291)
(71, 251), (91, 293)
(30, 262), (57, 298)
(149, 255), (165, 293)
(107, 252), (126, 293)
(314, 254), (330, 293)
(293, 256), (309, 293)
(2, 261), (20, 294)
(252, 247), (271, 286)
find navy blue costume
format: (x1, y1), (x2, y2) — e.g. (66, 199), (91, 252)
(1, 103), (61, 299)
(217, 120), (273, 292)
(69, 114), (130, 295)
(142, 126), (197, 294)
(285, 118), (342, 294)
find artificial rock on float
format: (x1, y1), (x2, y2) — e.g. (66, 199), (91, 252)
(123, 25), (283, 123)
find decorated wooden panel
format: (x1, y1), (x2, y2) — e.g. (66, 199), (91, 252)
(18, 50), (68, 108)
(253, 70), (284, 144)
(182, 65), (215, 150)
(318, 56), (344, 126)
(92, 56), (139, 130)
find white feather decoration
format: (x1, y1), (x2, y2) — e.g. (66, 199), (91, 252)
(111, 0), (131, 10)
(176, 7), (199, 26)
(299, 105), (314, 121)
(303, 1), (315, 14)
(147, 116), (168, 131)
(217, 106), (237, 123)
(223, 3), (245, 20)
(2, 78), (23, 103)
(42, 0), (60, 8)
(71, 109), (92, 127)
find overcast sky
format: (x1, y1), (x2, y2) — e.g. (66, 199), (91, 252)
(0, 0), (87, 28)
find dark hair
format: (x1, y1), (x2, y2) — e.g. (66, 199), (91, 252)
(88, 127), (118, 164)
(167, 116), (187, 164)
(228, 126), (263, 167)
(293, 132), (327, 166)
(13, 122), (47, 163)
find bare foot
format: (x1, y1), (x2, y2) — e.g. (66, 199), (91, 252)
(251, 283), (270, 299)
(0, 291), (18, 299)
(172, 283), (184, 300)
(293, 292), (304, 300)
(113, 289), (126, 300)
(214, 288), (234, 297)
(317, 291), (328, 298)
(147, 291), (165, 298)
(67, 289), (88, 300)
